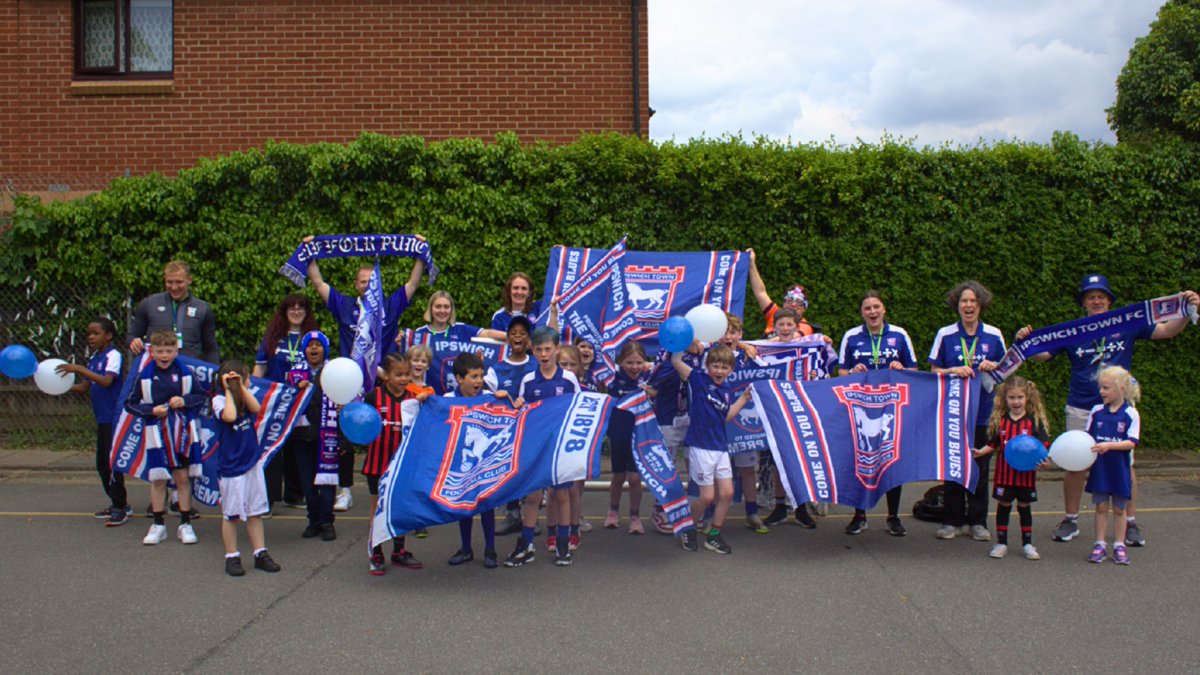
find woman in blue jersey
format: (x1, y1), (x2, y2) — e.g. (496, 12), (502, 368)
(402, 290), (506, 394)
(837, 291), (918, 537)
(928, 281), (1006, 543)
(490, 272), (543, 332)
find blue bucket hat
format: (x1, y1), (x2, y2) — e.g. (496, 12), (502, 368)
(1076, 274), (1116, 306)
(300, 330), (330, 358)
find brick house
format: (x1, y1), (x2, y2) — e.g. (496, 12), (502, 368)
(0, 0), (650, 208)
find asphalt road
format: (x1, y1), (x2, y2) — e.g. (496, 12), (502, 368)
(2, 475), (1199, 673)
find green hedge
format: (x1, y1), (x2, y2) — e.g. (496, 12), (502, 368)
(4, 132), (1199, 448)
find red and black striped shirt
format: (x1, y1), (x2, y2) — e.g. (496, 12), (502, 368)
(362, 386), (415, 477)
(988, 413), (1049, 489)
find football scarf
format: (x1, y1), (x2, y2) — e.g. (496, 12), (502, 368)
(279, 234), (438, 288)
(288, 362), (341, 486)
(617, 391), (696, 535)
(554, 238), (643, 385)
(351, 261), (385, 393)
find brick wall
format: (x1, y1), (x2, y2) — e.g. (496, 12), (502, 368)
(0, 0), (650, 198)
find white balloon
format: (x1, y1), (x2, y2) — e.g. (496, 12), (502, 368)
(685, 303), (728, 343)
(34, 358), (75, 396)
(1048, 429), (1097, 472)
(320, 357), (364, 405)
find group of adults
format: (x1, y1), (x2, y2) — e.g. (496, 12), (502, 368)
(125, 245), (1199, 546)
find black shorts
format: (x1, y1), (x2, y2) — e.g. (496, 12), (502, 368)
(610, 438), (635, 474)
(366, 475), (381, 496)
(993, 485), (1037, 504)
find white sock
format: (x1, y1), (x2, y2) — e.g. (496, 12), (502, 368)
(1126, 515), (1135, 522)
(225, 551), (240, 559)
(1066, 514), (1078, 520)
(253, 548), (267, 557)
(1094, 540), (1107, 548)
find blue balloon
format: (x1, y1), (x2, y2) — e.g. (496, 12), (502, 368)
(340, 401), (383, 445)
(0, 345), (38, 379)
(1004, 433), (1047, 472)
(659, 316), (695, 352)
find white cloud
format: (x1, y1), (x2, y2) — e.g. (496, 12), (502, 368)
(649, 0), (1162, 146)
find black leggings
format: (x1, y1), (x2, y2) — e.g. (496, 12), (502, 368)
(96, 423), (127, 509)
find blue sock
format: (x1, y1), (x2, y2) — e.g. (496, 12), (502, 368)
(522, 526), (536, 542)
(557, 525), (569, 539)
(480, 510), (496, 551)
(570, 524), (580, 536)
(746, 501), (758, 516)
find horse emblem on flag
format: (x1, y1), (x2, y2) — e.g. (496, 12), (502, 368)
(624, 265), (686, 326)
(432, 402), (527, 510)
(832, 383), (910, 489)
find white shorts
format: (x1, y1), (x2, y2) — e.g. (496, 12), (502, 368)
(731, 451), (758, 469)
(219, 468), (269, 522)
(687, 447), (732, 486)
(660, 414), (689, 453)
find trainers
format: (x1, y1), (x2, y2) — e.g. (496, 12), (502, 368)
(971, 525), (991, 541)
(1113, 544), (1130, 565)
(694, 518), (710, 534)
(319, 524), (337, 542)
(94, 507), (113, 519)
(546, 535), (557, 552)
(1052, 517), (1079, 542)
(483, 549), (499, 569)
(495, 510), (522, 536)
(448, 549), (474, 566)
(333, 488), (353, 512)
(680, 529), (699, 552)
(704, 534), (733, 554)
(414, 527), (429, 539)
(254, 550), (281, 572)
(1124, 521), (1145, 547)
(652, 511), (673, 535)
(628, 518), (644, 535)
(177, 523), (198, 545)
(845, 515), (867, 535)
(1088, 543), (1107, 564)
(301, 523), (322, 539)
(142, 524), (168, 545)
(504, 537), (536, 567)
(555, 549), (573, 566)
(106, 507), (129, 528)
(745, 514), (769, 534)
(568, 534), (580, 551)
(763, 504), (789, 526)
(794, 506), (817, 529)
(603, 511), (620, 529)
(369, 554), (387, 576)
(886, 517), (907, 537)
(1022, 543), (1041, 561)
(225, 556), (245, 577)
(989, 544), (1008, 559)
(579, 519), (593, 533)
(392, 550), (422, 569)
(936, 524), (959, 540)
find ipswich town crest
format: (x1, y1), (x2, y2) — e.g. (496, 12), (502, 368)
(431, 402), (529, 510)
(832, 383), (910, 489)
(624, 264), (686, 328)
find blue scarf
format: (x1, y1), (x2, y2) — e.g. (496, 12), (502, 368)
(617, 391), (696, 536)
(278, 234), (438, 288)
(288, 362), (341, 486)
(554, 238), (642, 385)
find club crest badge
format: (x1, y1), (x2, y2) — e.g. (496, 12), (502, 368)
(624, 264), (686, 328)
(832, 383), (910, 489)
(432, 402), (530, 510)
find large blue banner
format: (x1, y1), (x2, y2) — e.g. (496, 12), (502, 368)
(751, 370), (979, 510)
(542, 246), (749, 354)
(399, 331), (509, 395)
(555, 238), (643, 384)
(371, 392), (614, 546)
(110, 353), (312, 507)
(617, 391), (695, 535)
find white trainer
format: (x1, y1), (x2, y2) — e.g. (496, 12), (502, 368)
(143, 524), (168, 545)
(1022, 543), (1041, 560)
(334, 488), (353, 512)
(988, 543), (1008, 559)
(177, 523), (198, 544)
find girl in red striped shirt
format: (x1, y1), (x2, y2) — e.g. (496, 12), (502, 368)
(977, 376), (1051, 561)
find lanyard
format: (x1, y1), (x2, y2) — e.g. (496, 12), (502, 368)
(959, 336), (978, 368)
(868, 330), (883, 367)
(285, 333), (301, 364)
(170, 299), (179, 332)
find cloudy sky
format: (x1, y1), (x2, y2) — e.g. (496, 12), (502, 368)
(648, 1), (1162, 146)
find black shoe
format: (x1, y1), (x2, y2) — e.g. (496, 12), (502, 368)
(188, 508), (200, 520)
(680, 530), (699, 552)
(391, 550), (423, 569)
(448, 548), (474, 565)
(302, 523), (322, 539)
(94, 507), (112, 520)
(845, 515), (867, 535)
(886, 517), (907, 537)
(106, 507), (130, 528)
(283, 499), (306, 509)
(795, 505), (817, 529)
(225, 556), (245, 577)
(504, 536), (536, 567)
(483, 549), (499, 569)
(494, 510), (522, 536)
(254, 551), (281, 572)
(555, 549), (573, 566)
(763, 504), (789, 526)
(319, 524), (337, 541)
(704, 533), (733, 554)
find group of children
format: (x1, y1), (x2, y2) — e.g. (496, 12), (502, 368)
(68, 292), (1148, 576)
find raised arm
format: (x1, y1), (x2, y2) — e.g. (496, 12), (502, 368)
(670, 350), (693, 381)
(303, 235), (331, 303)
(1151, 290), (1199, 340)
(403, 256), (426, 302)
(746, 248), (774, 313)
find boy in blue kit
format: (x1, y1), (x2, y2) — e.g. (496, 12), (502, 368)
(125, 329), (207, 546)
(212, 360), (281, 576)
(671, 344), (753, 554)
(1085, 366), (1141, 565)
(446, 353), (500, 569)
(484, 316), (538, 536)
(505, 327), (581, 567)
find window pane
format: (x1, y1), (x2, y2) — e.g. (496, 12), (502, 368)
(81, 0), (119, 70)
(130, 0), (172, 72)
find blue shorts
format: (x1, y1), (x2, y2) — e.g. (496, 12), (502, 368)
(1091, 492), (1129, 510)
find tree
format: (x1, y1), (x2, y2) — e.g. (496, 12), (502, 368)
(1107, 0), (1200, 144)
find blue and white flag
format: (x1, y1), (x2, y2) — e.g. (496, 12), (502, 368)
(279, 234), (437, 287)
(543, 245), (748, 354)
(554, 238), (643, 384)
(988, 292), (1198, 384)
(745, 337), (838, 381)
(725, 358), (800, 455)
(617, 391), (695, 535)
(400, 331), (509, 395)
(751, 370), (979, 510)
(110, 353), (312, 507)
(371, 392), (614, 546)
(351, 260), (385, 393)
